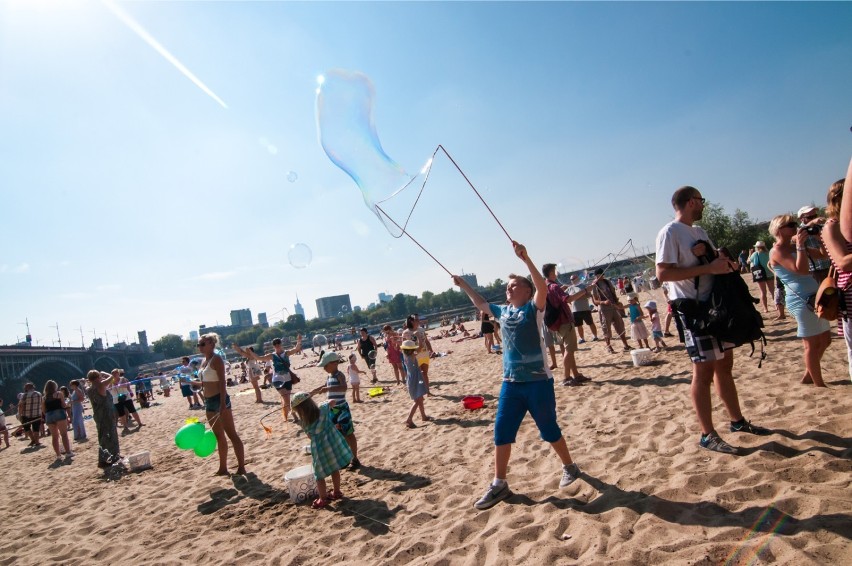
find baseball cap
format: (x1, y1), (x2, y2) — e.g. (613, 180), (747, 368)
(797, 206), (817, 218)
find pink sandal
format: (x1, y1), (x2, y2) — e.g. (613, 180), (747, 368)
(311, 498), (328, 509)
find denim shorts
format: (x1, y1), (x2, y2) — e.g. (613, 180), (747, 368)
(45, 409), (66, 425)
(205, 394), (231, 413)
(494, 378), (561, 445)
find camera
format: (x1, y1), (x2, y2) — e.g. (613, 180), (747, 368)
(803, 223), (823, 235)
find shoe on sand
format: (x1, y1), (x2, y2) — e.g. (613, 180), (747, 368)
(474, 482), (511, 510)
(560, 463), (581, 488)
(699, 432), (738, 455)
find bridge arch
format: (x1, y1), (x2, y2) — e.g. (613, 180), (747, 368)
(19, 357), (84, 384)
(93, 356), (123, 373)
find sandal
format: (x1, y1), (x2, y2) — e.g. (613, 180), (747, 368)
(327, 490), (344, 500)
(422, 416), (434, 422)
(405, 421), (417, 429)
(311, 498), (328, 509)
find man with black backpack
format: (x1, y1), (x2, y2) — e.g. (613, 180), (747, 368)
(542, 263), (590, 386)
(656, 186), (770, 455)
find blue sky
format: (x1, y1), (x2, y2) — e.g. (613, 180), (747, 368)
(1, 1), (850, 346)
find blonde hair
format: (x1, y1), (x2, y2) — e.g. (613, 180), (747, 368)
(201, 332), (220, 347)
(826, 178), (844, 220)
(768, 214), (796, 238)
(507, 274), (534, 298)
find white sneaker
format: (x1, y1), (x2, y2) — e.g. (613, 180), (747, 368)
(473, 482), (511, 510)
(560, 463), (581, 488)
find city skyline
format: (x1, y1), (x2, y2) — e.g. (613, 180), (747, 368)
(2, 2), (850, 345)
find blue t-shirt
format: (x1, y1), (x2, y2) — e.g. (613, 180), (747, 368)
(489, 301), (551, 382)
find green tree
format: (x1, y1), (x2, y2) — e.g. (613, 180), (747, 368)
(152, 334), (193, 358)
(696, 202), (732, 249)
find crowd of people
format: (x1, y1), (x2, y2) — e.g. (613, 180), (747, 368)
(1, 156), (848, 513)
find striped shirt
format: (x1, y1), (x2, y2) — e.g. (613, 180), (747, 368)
(326, 370), (347, 404)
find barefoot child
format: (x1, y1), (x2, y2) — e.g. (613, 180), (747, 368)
(346, 354), (364, 403)
(453, 240), (581, 511)
(400, 340), (431, 428)
(627, 295), (651, 350)
(644, 301), (668, 352)
(311, 352), (360, 469)
(290, 391), (352, 509)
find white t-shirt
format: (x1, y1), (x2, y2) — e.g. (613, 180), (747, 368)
(655, 220), (715, 302)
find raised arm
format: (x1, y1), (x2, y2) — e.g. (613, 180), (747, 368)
(285, 334), (303, 356)
(514, 241), (547, 311)
(453, 275), (490, 313)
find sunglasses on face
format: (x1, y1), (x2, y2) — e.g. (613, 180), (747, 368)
(783, 222), (798, 229)
(197, 341), (206, 347)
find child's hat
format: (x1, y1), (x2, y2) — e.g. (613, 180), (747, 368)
(400, 340), (418, 350)
(644, 300), (657, 309)
(291, 392), (310, 408)
(319, 351), (343, 367)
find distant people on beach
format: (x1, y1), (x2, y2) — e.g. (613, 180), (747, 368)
(69, 380), (87, 441)
(178, 356), (202, 410)
(346, 354), (365, 403)
(0, 398), (10, 448)
(406, 315), (433, 394)
(797, 205), (830, 284)
(382, 324), (404, 385)
(542, 262), (589, 386)
(357, 328), (379, 384)
(480, 313), (496, 353)
(86, 370), (121, 468)
(656, 185), (769, 455)
(590, 269), (633, 354)
(626, 296), (650, 350)
(234, 335), (303, 419)
(568, 274), (599, 344)
(400, 340), (431, 428)
(768, 214), (831, 387)
(18, 382), (42, 448)
(43, 380), (73, 462)
(454, 240), (581, 511)
(748, 241), (775, 314)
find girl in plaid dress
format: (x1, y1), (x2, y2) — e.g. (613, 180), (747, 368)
(291, 391), (353, 509)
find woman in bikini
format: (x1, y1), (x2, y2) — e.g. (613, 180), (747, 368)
(198, 333), (246, 476)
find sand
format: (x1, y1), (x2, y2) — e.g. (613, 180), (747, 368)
(0, 281), (850, 565)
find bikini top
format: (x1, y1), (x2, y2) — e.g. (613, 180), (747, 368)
(200, 357), (219, 383)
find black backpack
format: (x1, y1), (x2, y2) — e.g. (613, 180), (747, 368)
(672, 244), (767, 365)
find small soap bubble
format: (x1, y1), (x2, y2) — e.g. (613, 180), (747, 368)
(287, 171), (298, 183)
(312, 335), (328, 349)
(288, 243), (312, 269)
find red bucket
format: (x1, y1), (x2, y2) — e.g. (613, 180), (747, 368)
(462, 395), (484, 410)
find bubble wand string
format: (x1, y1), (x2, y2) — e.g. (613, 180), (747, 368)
(374, 204), (453, 276)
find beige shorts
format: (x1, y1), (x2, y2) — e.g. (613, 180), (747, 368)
(555, 323), (578, 353)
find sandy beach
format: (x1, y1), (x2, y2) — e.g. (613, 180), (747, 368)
(0, 281), (849, 565)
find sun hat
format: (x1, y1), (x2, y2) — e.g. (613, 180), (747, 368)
(400, 340), (418, 350)
(644, 300), (657, 309)
(797, 205), (817, 218)
(319, 351), (342, 367)
(754, 241), (765, 248)
(290, 391), (310, 408)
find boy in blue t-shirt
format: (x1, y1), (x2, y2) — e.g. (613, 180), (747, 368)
(453, 241), (581, 510)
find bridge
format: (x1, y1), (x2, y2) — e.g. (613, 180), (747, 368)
(0, 346), (162, 402)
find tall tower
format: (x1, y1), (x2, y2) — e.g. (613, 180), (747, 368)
(294, 294), (305, 318)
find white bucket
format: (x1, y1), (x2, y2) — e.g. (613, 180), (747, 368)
(284, 464), (317, 503)
(631, 348), (653, 367)
(127, 450), (151, 471)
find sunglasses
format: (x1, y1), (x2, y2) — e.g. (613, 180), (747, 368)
(782, 221), (798, 229)
(692, 197), (706, 204)
(197, 341), (207, 347)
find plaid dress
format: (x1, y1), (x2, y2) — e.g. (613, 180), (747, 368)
(305, 402), (352, 480)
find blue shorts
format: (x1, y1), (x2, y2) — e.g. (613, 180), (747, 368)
(180, 384), (193, 397)
(652, 330), (663, 339)
(205, 394), (231, 413)
(330, 402), (355, 437)
(45, 409), (66, 425)
(494, 378), (562, 446)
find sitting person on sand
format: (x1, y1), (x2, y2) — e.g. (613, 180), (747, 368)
(453, 240), (582, 510)
(290, 391), (352, 509)
(400, 340), (431, 428)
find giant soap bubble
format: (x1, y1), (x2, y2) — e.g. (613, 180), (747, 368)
(288, 243), (312, 269)
(316, 70), (425, 236)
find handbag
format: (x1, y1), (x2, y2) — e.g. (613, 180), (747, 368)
(814, 266), (841, 320)
(751, 263), (766, 282)
(288, 371), (300, 385)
